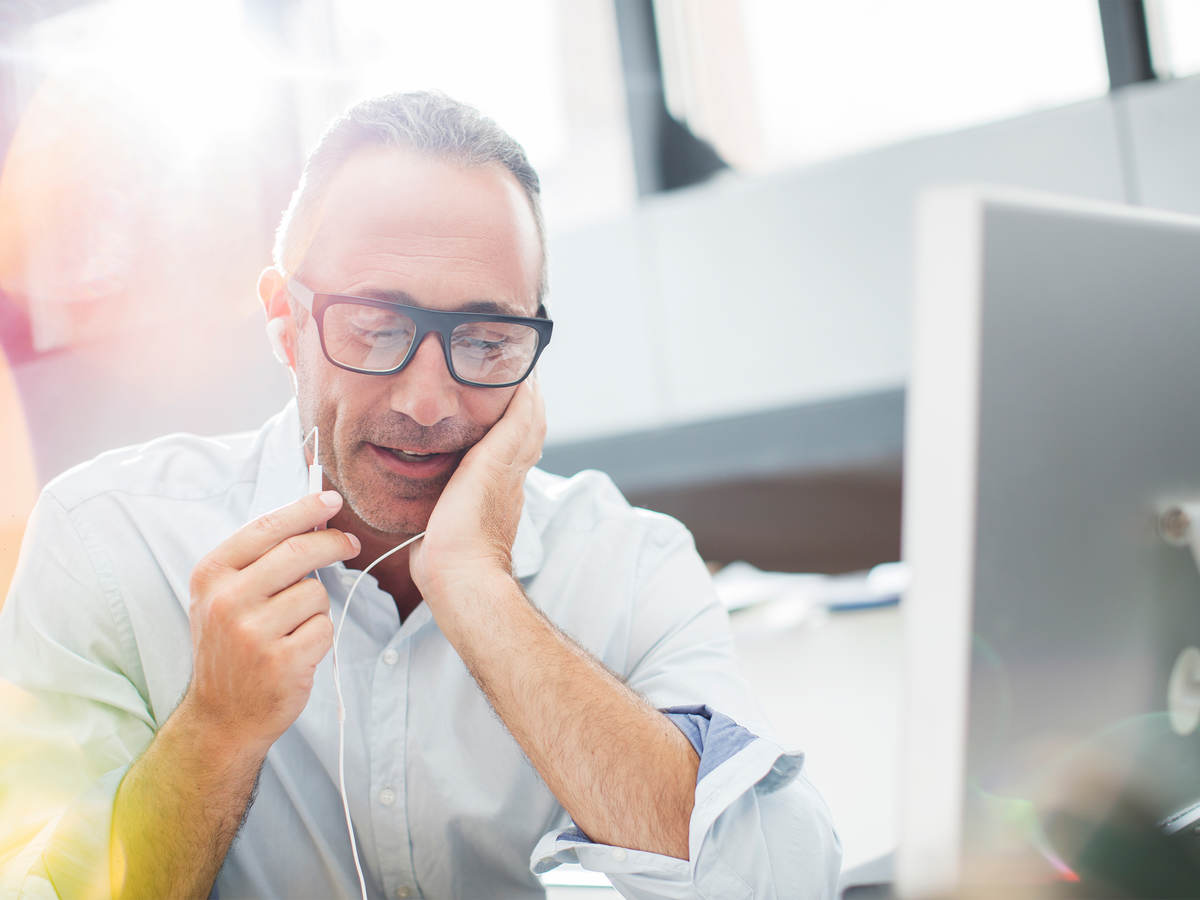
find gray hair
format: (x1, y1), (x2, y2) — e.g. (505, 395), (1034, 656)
(273, 91), (547, 302)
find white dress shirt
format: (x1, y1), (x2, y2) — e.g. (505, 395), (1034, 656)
(0, 401), (841, 899)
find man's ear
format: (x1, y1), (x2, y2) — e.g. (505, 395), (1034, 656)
(257, 267), (296, 369)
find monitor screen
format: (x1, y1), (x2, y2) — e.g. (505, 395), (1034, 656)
(899, 187), (1200, 896)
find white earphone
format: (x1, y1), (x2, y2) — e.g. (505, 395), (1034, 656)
(266, 318), (290, 366)
(267, 318), (300, 395)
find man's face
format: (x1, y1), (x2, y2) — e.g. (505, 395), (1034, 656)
(288, 146), (543, 538)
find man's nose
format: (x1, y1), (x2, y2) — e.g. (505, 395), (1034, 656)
(389, 333), (461, 426)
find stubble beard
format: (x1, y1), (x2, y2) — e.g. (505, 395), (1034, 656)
(321, 418), (483, 538)
(294, 359), (486, 537)
(336, 447), (450, 537)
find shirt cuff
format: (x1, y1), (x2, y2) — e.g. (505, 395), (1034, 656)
(663, 704), (804, 791)
(530, 706), (807, 897)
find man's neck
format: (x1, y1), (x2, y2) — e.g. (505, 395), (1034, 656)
(327, 509), (424, 623)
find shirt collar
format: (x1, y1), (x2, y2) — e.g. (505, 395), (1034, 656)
(249, 399), (546, 580)
(248, 400), (309, 523)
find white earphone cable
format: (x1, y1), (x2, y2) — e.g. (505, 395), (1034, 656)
(304, 426), (319, 464)
(323, 531), (424, 900)
(305, 423), (425, 899)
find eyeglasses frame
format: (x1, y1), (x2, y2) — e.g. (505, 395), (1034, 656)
(285, 277), (553, 388)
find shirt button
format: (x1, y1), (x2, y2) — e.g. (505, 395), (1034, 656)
(611, 847), (627, 861)
(379, 787), (396, 806)
(395, 888), (411, 899)
(383, 649), (399, 666)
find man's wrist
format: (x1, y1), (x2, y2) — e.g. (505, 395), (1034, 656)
(420, 560), (517, 604)
(173, 690), (271, 770)
(421, 564), (527, 635)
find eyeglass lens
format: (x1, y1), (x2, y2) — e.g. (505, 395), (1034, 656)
(322, 301), (539, 384)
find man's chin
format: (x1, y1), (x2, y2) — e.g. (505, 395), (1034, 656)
(345, 494), (436, 539)
(333, 450), (460, 537)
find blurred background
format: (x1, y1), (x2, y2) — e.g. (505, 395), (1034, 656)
(1, 0), (1199, 886)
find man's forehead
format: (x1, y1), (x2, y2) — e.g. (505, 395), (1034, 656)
(295, 146), (542, 311)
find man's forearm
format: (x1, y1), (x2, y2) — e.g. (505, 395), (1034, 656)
(110, 696), (264, 899)
(434, 572), (700, 859)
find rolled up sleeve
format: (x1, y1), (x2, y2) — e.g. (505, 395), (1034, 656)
(531, 517), (842, 898)
(532, 705), (840, 899)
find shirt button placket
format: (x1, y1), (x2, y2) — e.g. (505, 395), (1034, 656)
(372, 639), (418, 899)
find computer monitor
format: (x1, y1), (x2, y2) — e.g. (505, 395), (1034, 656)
(898, 187), (1200, 896)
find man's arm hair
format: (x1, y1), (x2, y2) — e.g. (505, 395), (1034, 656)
(110, 695), (265, 900)
(110, 491), (352, 897)
(442, 574), (698, 859)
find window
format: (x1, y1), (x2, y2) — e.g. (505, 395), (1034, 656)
(1147, 0), (1200, 79)
(0, 0), (286, 351)
(0, 0), (635, 355)
(655, 0), (1110, 172)
(303, 0), (636, 236)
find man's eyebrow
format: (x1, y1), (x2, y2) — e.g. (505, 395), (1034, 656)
(355, 288), (525, 316)
(357, 288), (419, 306)
(456, 300), (524, 315)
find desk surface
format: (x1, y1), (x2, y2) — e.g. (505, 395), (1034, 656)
(731, 604), (902, 870)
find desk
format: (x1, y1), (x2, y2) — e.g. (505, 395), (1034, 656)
(542, 604), (903, 896)
(731, 604), (902, 870)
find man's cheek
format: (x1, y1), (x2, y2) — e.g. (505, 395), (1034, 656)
(479, 389), (519, 427)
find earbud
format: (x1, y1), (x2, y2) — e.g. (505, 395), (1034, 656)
(266, 318), (290, 366)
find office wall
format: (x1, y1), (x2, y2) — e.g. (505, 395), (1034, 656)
(10, 308), (291, 485)
(1118, 75), (1200, 214)
(540, 95), (1130, 442)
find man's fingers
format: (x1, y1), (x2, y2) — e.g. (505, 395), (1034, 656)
(258, 576), (332, 640)
(469, 379), (546, 470)
(525, 377), (547, 457)
(507, 379), (546, 468)
(286, 611), (335, 668)
(207, 491), (345, 571)
(244, 528), (360, 599)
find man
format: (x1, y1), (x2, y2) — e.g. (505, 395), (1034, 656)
(0, 92), (840, 898)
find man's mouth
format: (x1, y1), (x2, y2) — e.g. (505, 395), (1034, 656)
(384, 447), (440, 463)
(367, 442), (460, 477)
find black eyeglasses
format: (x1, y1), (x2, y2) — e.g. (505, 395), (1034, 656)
(286, 278), (553, 388)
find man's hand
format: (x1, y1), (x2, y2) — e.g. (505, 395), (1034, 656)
(402, 378), (697, 860)
(183, 490), (361, 755)
(409, 378), (545, 605)
(111, 492), (361, 900)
